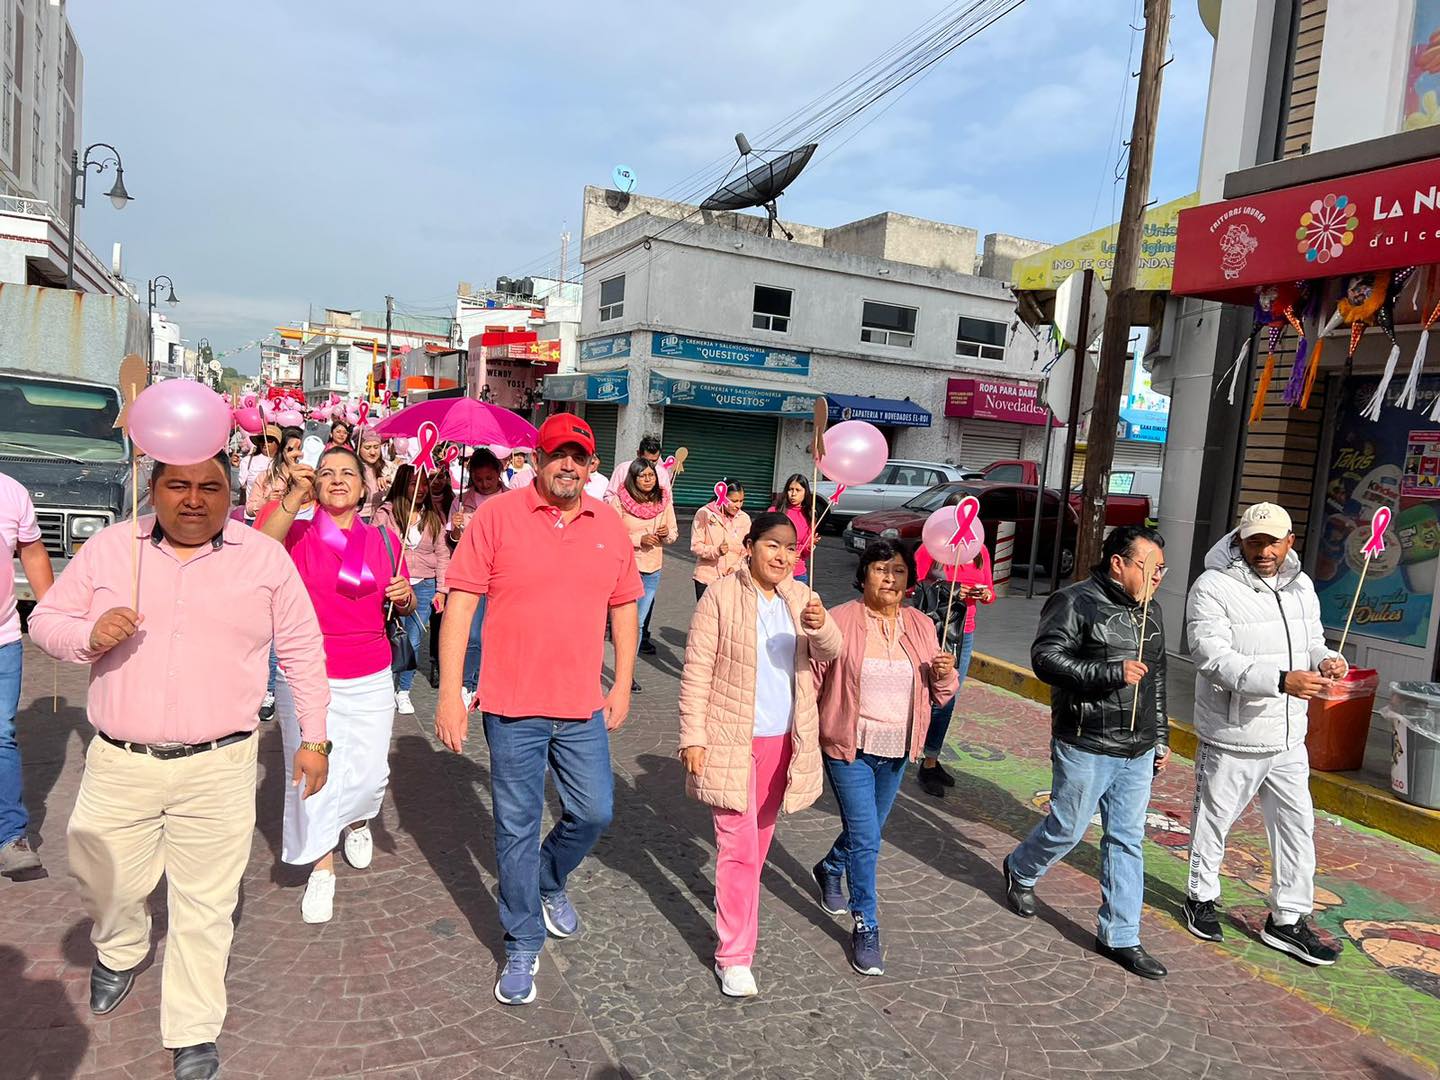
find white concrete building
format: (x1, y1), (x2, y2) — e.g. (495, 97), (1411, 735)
(553, 187), (1049, 504)
(149, 312), (185, 382)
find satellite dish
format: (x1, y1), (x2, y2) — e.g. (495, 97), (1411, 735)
(612, 165), (637, 194)
(701, 139), (817, 239)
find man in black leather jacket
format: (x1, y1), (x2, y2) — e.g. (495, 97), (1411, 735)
(1001, 525), (1172, 980)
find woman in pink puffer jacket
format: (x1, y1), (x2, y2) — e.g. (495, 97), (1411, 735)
(678, 512), (842, 999)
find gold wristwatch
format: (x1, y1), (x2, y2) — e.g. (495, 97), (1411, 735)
(299, 740), (332, 756)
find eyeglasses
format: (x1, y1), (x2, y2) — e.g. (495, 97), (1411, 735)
(1122, 555), (1168, 579)
(869, 565), (909, 579)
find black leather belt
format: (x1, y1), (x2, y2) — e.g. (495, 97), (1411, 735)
(98, 729), (254, 760)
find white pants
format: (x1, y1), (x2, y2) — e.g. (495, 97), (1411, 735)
(275, 667), (394, 866)
(1187, 741), (1315, 925)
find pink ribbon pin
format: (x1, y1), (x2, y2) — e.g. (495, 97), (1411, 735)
(1363, 506), (1392, 557)
(414, 421), (440, 474)
(714, 481), (728, 504)
(948, 496), (981, 548)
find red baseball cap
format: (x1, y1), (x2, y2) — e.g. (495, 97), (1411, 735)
(536, 413), (596, 456)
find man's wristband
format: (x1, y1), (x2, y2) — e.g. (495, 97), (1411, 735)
(1279, 670), (1288, 694)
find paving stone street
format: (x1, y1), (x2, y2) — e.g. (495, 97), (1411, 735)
(5, 533), (1440, 1079)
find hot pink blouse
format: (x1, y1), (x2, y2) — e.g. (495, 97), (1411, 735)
(283, 515), (409, 680)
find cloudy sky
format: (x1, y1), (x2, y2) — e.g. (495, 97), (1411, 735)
(68, 0), (1213, 373)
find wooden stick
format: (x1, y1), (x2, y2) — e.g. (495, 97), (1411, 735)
(940, 567), (961, 653)
(130, 453), (140, 611)
(1129, 547), (1161, 731)
(1336, 553), (1372, 657)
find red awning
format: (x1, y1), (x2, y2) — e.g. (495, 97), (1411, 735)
(1172, 156), (1440, 303)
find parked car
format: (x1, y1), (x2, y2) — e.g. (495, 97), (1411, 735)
(815, 459), (971, 530)
(979, 459), (1154, 525)
(841, 478), (1143, 579)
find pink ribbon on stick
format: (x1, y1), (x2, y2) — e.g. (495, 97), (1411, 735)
(948, 496), (981, 549)
(1363, 507), (1391, 557)
(414, 421), (440, 474)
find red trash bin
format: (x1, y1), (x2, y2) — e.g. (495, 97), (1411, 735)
(1305, 668), (1379, 772)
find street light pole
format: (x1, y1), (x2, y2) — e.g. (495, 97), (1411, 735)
(146, 275), (179, 376)
(65, 142), (132, 290)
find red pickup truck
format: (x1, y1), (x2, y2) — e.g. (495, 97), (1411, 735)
(839, 464), (1151, 578)
(976, 460), (1153, 526)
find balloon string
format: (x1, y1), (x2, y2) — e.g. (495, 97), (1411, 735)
(940, 570), (959, 653)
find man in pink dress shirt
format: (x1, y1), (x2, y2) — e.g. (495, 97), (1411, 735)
(28, 452), (330, 1080)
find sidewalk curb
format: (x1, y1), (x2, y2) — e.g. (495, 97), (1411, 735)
(968, 651), (1440, 855)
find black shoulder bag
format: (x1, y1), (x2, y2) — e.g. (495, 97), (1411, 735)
(378, 526), (418, 675)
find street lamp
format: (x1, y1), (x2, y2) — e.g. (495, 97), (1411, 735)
(147, 275), (179, 373)
(196, 337), (211, 383)
(64, 142), (132, 290)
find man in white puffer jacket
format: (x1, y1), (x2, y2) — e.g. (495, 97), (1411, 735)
(1183, 502), (1346, 966)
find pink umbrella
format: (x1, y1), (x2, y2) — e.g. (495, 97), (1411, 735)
(374, 397), (538, 449)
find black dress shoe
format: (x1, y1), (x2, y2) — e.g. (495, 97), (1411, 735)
(428, 660), (440, 689)
(173, 1042), (220, 1080)
(1095, 938), (1167, 980)
(916, 764), (947, 798)
(1002, 855), (1037, 918)
(89, 960), (137, 1015)
(631, 680), (642, 694)
(638, 639), (657, 655)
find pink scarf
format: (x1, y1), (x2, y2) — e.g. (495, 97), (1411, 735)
(313, 509), (377, 598)
(616, 484), (670, 521)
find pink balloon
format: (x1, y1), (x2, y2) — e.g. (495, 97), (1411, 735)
(275, 408), (304, 427)
(128, 381), (233, 466)
(233, 406), (263, 434)
(241, 393), (257, 409)
(921, 499), (986, 567)
(819, 420), (888, 486)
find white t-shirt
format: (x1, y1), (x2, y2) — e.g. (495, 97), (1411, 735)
(584, 473), (610, 499)
(753, 591), (797, 737)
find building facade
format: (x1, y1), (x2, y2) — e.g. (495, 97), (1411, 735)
(554, 189), (1048, 504)
(1159, 0), (1440, 720)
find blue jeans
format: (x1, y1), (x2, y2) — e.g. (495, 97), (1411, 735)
(636, 570), (661, 654)
(1008, 739), (1155, 948)
(267, 645), (278, 695)
(0, 641), (24, 846)
(397, 578), (438, 691)
(819, 752), (907, 926)
(922, 630), (974, 759)
(463, 596), (487, 692)
(483, 710), (614, 955)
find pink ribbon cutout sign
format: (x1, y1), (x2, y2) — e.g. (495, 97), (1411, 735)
(414, 421), (440, 474)
(833, 483), (847, 501)
(443, 445), (460, 468)
(948, 496), (981, 548)
(357, 401), (370, 426)
(663, 455), (677, 472)
(1363, 507), (1392, 557)
(714, 481), (728, 504)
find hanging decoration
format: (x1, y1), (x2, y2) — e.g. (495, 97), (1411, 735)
(1398, 267), (1440, 413)
(1357, 266), (1416, 421)
(1246, 282), (1301, 424)
(1280, 283), (1319, 407)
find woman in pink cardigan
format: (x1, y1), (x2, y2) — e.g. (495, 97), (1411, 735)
(678, 512), (842, 998)
(373, 464), (450, 716)
(812, 539), (957, 977)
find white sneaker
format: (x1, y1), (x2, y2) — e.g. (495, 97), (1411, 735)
(715, 962), (758, 997)
(395, 690), (415, 715)
(343, 824), (373, 870)
(301, 868), (335, 924)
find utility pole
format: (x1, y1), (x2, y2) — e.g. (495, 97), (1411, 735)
(384, 294), (394, 402)
(1073, 0), (1171, 577)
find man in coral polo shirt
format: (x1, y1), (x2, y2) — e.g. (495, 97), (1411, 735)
(437, 412), (642, 1007)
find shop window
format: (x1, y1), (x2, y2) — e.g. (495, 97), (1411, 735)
(335, 349), (349, 387)
(599, 275), (625, 322)
(752, 285), (792, 333)
(956, 316), (1007, 362)
(861, 301), (916, 348)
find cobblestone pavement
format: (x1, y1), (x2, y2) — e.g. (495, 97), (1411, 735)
(4, 532), (1440, 1078)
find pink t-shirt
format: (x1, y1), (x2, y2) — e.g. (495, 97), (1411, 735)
(282, 514), (408, 680)
(0, 473), (40, 645)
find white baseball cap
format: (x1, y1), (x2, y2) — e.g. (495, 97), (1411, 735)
(1237, 502), (1293, 540)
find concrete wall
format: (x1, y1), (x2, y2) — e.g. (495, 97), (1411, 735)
(0, 283), (143, 383)
(821, 212), (979, 274)
(580, 186), (823, 246)
(1310, 0), (1415, 153)
(980, 233), (1054, 282)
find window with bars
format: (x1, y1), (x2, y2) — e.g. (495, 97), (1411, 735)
(860, 300), (917, 348)
(599, 275), (624, 322)
(752, 284), (793, 333)
(955, 316), (1007, 362)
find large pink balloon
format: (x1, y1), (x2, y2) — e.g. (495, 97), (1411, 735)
(275, 408), (304, 427)
(233, 406), (263, 434)
(819, 420), (888, 486)
(921, 498), (986, 567)
(129, 381), (233, 465)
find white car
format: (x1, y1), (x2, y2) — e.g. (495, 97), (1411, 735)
(815, 459), (971, 529)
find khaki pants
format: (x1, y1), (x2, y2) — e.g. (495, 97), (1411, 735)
(67, 732), (258, 1047)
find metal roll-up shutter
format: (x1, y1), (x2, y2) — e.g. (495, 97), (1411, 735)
(957, 425), (1023, 471)
(584, 403), (619, 476)
(1113, 440), (1163, 469)
(662, 408), (778, 508)
(1070, 447), (1087, 487)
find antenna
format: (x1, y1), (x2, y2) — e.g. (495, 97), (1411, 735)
(700, 143), (817, 240)
(611, 165), (637, 194)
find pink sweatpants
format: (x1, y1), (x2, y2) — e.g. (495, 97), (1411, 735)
(711, 734), (793, 967)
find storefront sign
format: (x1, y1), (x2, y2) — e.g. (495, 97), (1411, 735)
(944, 377), (1050, 425)
(486, 340), (561, 365)
(1316, 374), (1440, 647)
(1404, 430), (1440, 498)
(826, 393), (931, 427)
(648, 371), (817, 416)
(1013, 193), (1196, 293)
(543, 371), (630, 404)
(580, 334), (631, 362)
(651, 332), (810, 376)
(1174, 156), (1440, 300)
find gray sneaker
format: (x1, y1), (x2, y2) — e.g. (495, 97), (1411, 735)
(0, 836), (45, 881)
